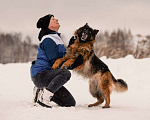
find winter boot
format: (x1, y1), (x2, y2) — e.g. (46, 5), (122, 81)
(33, 86), (43, 103)
(37, 88), (54, 108)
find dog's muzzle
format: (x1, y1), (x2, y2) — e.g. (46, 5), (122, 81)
(81, 32), (88, 41)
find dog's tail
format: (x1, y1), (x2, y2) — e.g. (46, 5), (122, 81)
(112, 75), (128, 92)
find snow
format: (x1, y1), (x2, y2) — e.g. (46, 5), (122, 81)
(0, 55), (150, 120)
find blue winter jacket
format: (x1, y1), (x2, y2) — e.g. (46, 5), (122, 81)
(30, 32), (66, 78)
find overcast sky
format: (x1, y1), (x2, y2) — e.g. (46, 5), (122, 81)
(0, 0), (150, 44)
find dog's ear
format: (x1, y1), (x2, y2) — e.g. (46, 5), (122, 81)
(93, 29), (99, 36)
(84, 23), (88, 27)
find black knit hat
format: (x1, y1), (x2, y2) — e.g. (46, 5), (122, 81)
(36, 14), (54, 30)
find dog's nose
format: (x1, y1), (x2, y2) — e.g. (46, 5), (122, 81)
(83, 31), (88, 35)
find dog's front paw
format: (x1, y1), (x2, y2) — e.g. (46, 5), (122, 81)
(52, 59), (63, 69)
(60, 64), (69, 69)
(52, 64), (59, 69)
(52, 62), (60, 69)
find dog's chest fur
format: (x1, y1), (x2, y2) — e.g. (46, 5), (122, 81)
(74, 57), (103, 96)
(74, 56), (94, 78)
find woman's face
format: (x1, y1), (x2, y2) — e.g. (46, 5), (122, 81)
(48, 16), (60, 32)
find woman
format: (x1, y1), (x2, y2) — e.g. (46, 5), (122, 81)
(30, 14), (82, 108)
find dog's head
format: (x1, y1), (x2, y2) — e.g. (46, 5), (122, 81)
(75, 23), (99, 43)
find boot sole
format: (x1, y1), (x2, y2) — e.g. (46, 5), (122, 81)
(37, 101), (52, 108)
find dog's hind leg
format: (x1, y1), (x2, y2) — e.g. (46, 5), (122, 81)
(101, 80), (110, 108)
(99, 72), (111, 108)
(102, 88), (110, 108)
(88, 95), (104, 107)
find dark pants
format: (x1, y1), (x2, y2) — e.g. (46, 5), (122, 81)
(32, 69), (76, 107)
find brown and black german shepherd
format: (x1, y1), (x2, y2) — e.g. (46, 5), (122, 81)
(52, 23), (128, 108)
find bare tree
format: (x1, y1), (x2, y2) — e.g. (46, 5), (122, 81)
(0, 31), (38, 64)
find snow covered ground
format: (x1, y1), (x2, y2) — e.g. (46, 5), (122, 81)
(0, 55), (150, 120)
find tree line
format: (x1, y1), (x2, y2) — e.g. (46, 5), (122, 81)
(0, 32), (38, 64)
(0, 29), (150, 64)
(94, 29), (150, 59)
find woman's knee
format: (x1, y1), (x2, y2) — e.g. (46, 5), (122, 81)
(61, 69), (71, 80)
